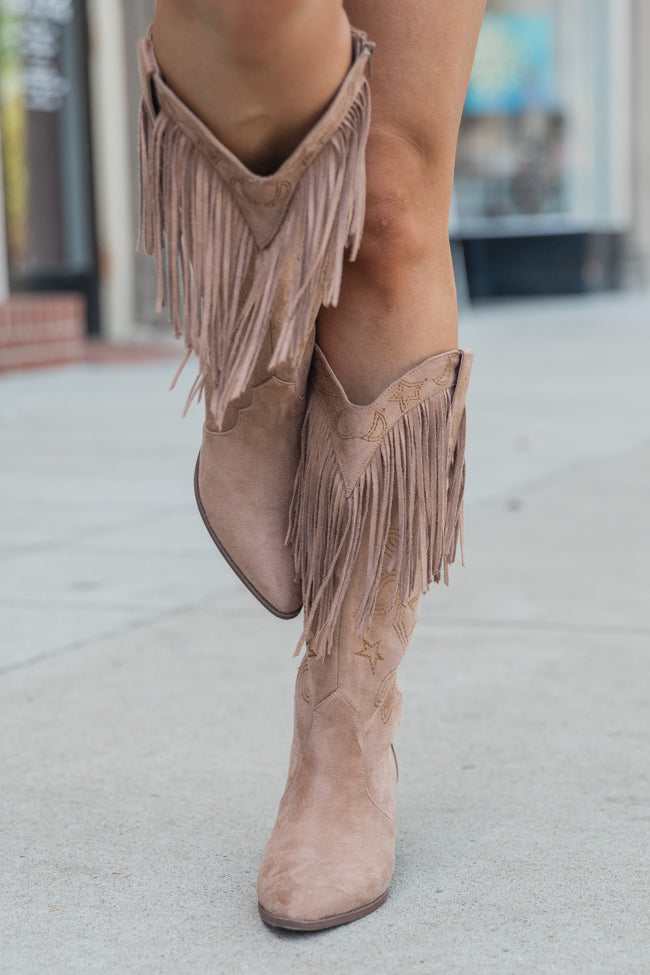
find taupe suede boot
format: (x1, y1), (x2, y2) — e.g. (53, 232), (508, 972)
(257, 344), (473, 929)
(137, 29), (373, 616)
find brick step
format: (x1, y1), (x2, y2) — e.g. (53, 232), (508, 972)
(0, 294), (86, 373)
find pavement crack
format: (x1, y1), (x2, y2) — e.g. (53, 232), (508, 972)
(0, 601), (202, 678)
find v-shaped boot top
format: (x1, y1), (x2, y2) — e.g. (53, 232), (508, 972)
(309, 344), (471, 496)
(138, 29), (374, 250)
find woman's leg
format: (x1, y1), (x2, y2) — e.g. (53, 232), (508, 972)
(318, 0), (487, 403)
(151, 0), (353, 173)
(257, 0), (485, 930)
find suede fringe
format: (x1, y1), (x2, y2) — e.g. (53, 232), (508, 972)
(137, 78), (371, 425)
(288, 386), (468, 658)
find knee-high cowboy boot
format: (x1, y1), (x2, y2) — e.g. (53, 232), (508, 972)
(137, 29), (373, 616)
(256, 344), (473, 929)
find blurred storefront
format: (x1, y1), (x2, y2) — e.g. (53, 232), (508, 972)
(0, 0), (648, 368)
(452, 0), (637, 298)
(0, 0), (94, 369)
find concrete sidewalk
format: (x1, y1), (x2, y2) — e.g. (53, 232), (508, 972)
(1, 292), (649, 974)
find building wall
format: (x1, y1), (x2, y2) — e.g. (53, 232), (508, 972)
(628, 0), (650, 287)
(85, 0), (134, 341)
(84, 0), (166, 341)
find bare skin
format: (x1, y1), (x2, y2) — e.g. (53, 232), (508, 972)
(319, 0), (486, 401)
(152, 0), (353, 174)
(151, 0), (486, 401)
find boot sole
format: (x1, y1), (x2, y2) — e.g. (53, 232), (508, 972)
(194, 452), (302, 621)
(257, 888), (389, 931)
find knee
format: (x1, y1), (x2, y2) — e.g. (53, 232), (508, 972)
(187, 0), (304, 23)
(185, 0), (327, 54)
(354, 128), (453, 288)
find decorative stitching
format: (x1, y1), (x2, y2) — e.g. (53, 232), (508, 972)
(392, 595), (419, 651)
(432, 353), (460, 386)
(384, 529), (400, 559)
(374, 669), (397, 724)
(388, 379), (427, 413)
(297, 657), (311, 704)
(229, 176), (292, 209)
(374, 570), (397, 617)
(336, 408), (388, 443)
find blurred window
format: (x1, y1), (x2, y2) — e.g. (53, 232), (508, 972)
(454, 0), (630, 235)
(0, 0), (94, 280)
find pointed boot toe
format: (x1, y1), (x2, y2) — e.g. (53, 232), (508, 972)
(257, 832), (392, 930)
(258, 880), (389, 932)
(257, 692), (396, 930)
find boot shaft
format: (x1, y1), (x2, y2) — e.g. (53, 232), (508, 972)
(285, 343), (473, 799)
(137, 29), (373, 424)
(289, 344), (473, 659)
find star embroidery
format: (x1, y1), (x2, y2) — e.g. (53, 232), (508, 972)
(389, 380), (427, 413)
(354, 639), (384, 675)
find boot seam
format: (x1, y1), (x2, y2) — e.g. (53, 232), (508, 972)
(280, 688), (396, 826)
(203, 375), (300, 435)
(337, 689), (396, 826)
(279, 690), (340, 795)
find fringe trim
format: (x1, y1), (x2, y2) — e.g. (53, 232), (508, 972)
(288, 381), (468, 658)
(137, 50), (371, 425)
